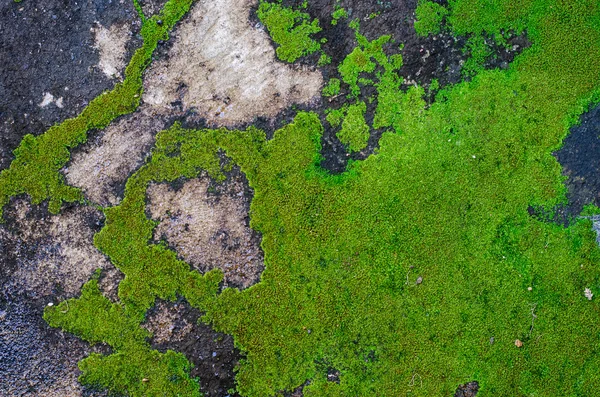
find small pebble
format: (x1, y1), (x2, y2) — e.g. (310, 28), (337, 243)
(47, 302), (53, 307)
(527, 287), (533, 291)
(515, 339), (523, 348)
(416, 276), (423, 285)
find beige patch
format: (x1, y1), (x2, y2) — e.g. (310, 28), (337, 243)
(92, 22), (131, 79)
(142, 300), (194, 344)
(147, 172), (264, 289)
(64, 106), (164, 207)
(5, 199), (112, 299)
(143, 0), (323, 126)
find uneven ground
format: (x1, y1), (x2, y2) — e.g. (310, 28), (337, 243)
(1, 0), (600, 396)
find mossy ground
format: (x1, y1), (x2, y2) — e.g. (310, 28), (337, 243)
(5, 0), (600, 395)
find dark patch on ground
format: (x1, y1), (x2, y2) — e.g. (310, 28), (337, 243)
(455, 380), (480, 397)
(554, 104), (600, 220)
(0, 0), (141, 170)
(144, 299), (242, 397)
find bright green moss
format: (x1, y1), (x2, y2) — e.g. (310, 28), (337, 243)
(45, 0), (600, 396)
(44, 272), (202, 396)
(322, 78), (341, 97)
(317, 53), (332, 66)
(258, 0), (322, 63)
(414, 1), (448, 36)
(331, 7), (348, 25)
(0, 0), (195, 221)
(337, 101), (369, 152)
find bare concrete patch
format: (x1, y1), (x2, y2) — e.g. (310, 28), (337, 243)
(92, 21), (132, 80)
(64, 106), (165, 207)
(142, 0), (323, 127)
(2, 199), (111, 299)
(147, 170), (264, 289)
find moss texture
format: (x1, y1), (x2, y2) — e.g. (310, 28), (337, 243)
(31, 0), (600, 395)
(257, 0), (322, 63)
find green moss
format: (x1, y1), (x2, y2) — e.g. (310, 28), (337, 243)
(44, 0), (600, 396)
(44, 272), (202, 396)
(317, 53), (332, 66)
(462, 35), (494, 78)
(258, 0), (322, 63)
(414, 1), (448, 36)
(0, 0), (195, 221)
(337, 101), (369, 152)
(331, 7), (348, 25)
(322, 78), (341, 97)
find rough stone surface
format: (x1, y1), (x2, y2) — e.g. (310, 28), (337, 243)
(0, 199), (114, 396)
(64, 106), (166, 207)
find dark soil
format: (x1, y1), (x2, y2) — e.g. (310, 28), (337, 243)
(554, 104), (600, 219)
(0, 0), (140, 170)
(455, 381), (480, 397)
(145, 299), (242, 397)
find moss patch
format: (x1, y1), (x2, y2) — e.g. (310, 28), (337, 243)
(42, 0), (600, 396)
(257, 0), (322, 63)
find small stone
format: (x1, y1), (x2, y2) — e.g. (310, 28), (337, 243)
(416, 276), (423, 285)
(528, 287), (533, 291)
(47, 302), (53, 307)
(142, 378), (149, 382)
(585, 288), (594, 301)
(515, 339), (523, 348)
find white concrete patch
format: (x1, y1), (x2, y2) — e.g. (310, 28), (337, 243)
(39, 92), (64, 108)
(92, 22), (131, 80)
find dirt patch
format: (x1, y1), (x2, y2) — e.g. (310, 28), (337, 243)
(147, 168), (264, 289)
(0, 199), (111, 300)
(143, 299), (241, 397)
(0, 199), (113, 396)
(64, 106), (166, 207)
(455, 381), (480, 397)
(142, 0), (323, 127)
(554, 104), (600, 219)
(0, 0), (140, 170)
